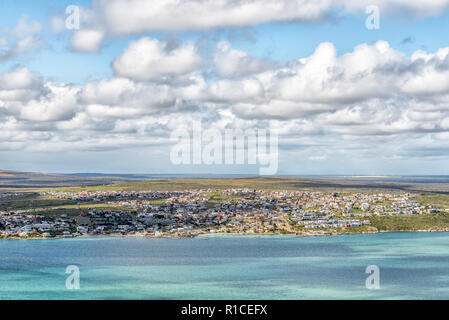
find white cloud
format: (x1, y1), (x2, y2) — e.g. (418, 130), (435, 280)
(96, 0), (333, 34)
(204, 41), (449, 124)
(70, 29), (105, 53)
(214, 41), (275, 78)
(80, 78), (137, 106)
(336, 0), (449, 18)
(0, 35), (42, 61)
(3, 38), (449, 172)
(86, 0), (449, 36)
(3, 41), (449, 137)
(208, 78), (265, 103)
(274, 41), (404, 104)
(0, 67), (43, 102)
(19, 84), (79, 122)
(400, 47), (449, 95)
(0, 67), (41, 91)
(0, 15), (44, 61)
(80, 77), (178, 112)
(231, 100), (335, 119)
(112, 37), (203, 81)
(12, 15), (42, 37)
(12, 36), (42, 54)
(0, 15), (45, 62)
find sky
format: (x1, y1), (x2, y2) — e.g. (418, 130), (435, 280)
(1, 0), (449, 175)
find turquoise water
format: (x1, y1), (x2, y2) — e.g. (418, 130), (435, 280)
(1, 232), (449, 299)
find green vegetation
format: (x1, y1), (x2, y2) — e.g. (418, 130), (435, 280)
(28, 208), (83, 217)
(149, 198), (168, 205)
(369, 213), (449, 231)
(44, 177), (434, 193)
(50, 178), (303, 192)
(0, 192), (132, 213)
(414, 194), (449, 209)
(332, 225), (378, 234)
(0, 170), (122, 191)
(0, 193), (77, 211)
(23, 205), (135, 218)
(58, 203), (126, 210)
(206, 192), (229, 208)
(374, 200), (393, 206)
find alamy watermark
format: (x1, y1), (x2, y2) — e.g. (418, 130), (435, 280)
(170, 121), (278, 175)
(365, 5), (380, 30)
(65, 265), (80, 290)
(65, 5), (80, 30)
(365, 265), (380, 290)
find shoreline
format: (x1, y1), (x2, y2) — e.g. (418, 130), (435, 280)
(3, 228), (449, 240)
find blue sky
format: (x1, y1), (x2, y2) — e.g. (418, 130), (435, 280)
(1, 1), (449, 83)
(1, 0), (449, 174)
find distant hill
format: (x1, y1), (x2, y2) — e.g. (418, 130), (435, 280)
(63, 173), (257, 179)
(2, 170), (449, 195)
(0, 170), (136, 189)
(0, 170), (256, 190)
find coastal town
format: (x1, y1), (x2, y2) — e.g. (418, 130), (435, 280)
(0, 188), (446, 239)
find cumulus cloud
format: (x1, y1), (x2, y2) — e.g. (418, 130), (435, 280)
(70, 29), (105, 53)
(0, 67), (43, 102)
(3, 37), (449, 171)
(74, 0), (449, 36)
(208, 78), (266, 103)
(214, 41), (276, 78)
(400, 48), (449, 95)
(0, 67), (42, 91)
(204, 41), (449, 124)
(96, 0), (333, 34)
(112, 37), (204, 81)
(80, 77), (187, 118)
(19, 84), (79, 122)
(3, 41), (449, 138)
(232, 100), (336, 120)
(272, 41), (404, 104)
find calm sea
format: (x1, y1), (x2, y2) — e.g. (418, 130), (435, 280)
(1, 232), (449, 300)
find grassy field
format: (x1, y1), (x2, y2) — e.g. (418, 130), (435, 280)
(413, 194), (449, 209)
(369, 214), (449, 231)
(0, 192), (130, 212)
(0, 193), (77, 211)
(2, 170), (449, 195)
(47, 178), (294, 192)
(26, 205), (136, 218)
(0, 169), (139, 190)
(57, 203), (127, 210)
(148, 198), (168, 205)
(28, 208), (83, 217)
(42, 177), (438, 193)
(206, 192), (230, 208)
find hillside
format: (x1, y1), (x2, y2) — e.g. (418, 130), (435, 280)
(2, 170), (449, 196)
(0, 170), (133, 190)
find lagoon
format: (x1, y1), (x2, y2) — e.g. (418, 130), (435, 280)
(1, 232), (449, 299)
